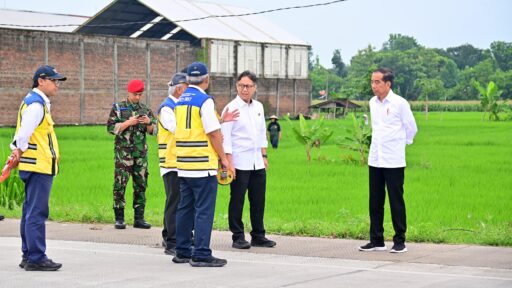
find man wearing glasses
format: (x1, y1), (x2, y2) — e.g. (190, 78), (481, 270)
(9, 65), (66, 271)
(221, 71), (276, 249)
(107, 79), (157, 230)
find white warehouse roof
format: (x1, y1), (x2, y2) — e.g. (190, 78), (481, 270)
(0, 9), (89, 33)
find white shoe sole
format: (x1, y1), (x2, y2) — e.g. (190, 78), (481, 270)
(358, 246), (387, 251)
(390, 247), (408, 253)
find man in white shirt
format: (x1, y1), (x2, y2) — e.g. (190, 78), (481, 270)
(157, 72), (189, 255)
(359, 68), (417, 254)
(221, 71), (276, 249)
(9, 65), (66, 271)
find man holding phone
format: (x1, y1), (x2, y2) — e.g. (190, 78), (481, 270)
(107, 79), (157, 230)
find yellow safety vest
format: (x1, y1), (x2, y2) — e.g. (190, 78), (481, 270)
(15, 92), (60, 175)
(157, 98), (177, 169)
(174, 88), (218, 171)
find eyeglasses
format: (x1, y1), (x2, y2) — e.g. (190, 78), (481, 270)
(237, 84), (255, 90)
(45, 78), (61, 86)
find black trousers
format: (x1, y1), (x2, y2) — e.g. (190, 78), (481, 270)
(229, 168), (267, 241)
(369, 166), (407, 245)
(162, 171), (179, 247)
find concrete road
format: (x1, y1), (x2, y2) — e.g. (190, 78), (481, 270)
(1, 219), (511, 287)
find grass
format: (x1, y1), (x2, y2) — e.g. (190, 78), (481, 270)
(1, 112), (511, 246)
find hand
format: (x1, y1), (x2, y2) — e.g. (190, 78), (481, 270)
(127, 116), (139, 126)
(138, 115), (151, 125)
(263, 157), (268, 170)
(227, 158), (236, 179)
(10, 148), (22, 168)
(222, 107), (240, 123)
(220, 157), (234, 179)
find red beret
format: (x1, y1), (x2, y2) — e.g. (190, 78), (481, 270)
(127, 79), (144, 93)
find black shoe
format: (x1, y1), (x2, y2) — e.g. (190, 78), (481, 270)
(24, 259), (62, 271)
(251, 237), (276, 248)
(0, 214), (4, 221)
(115, 220), (126, 229)
(172, 254), (191, 264)
(232, 239), (251, 249)
(390, 243), (407, 253)
(19, 257), (27, 269)
(358, 242), (387, 251)
(190, 256), (227, 267)
(164, 246), (176, 256)
(133, 219), (151, 229)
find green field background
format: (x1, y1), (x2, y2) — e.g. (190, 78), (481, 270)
(1, 112), (511, 246)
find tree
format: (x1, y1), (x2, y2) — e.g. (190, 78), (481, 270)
(308, 48), (314, 72)
(382, 34), (419, 51)
(285, 114), (333, 162)
(337, 113), (372, 165)
(473, 80), (505, 121)
(446, 44), (491, 70)
(416, 78), (444, 120)
(331, 49), (347, 78)
(490, 41), (512, 71)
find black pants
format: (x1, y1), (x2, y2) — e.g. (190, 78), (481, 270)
(369, 166), (406, 245)
(229, 169), (267, 241)
(162, 171), (179, 247)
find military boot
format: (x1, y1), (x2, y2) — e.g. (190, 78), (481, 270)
(133, 206), (151, 229)
(114, 208), (126, 229)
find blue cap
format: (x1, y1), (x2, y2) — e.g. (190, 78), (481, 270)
(168, 72), (188, 86)
(187, 62), (208, 77)
(33, 65), (67, 85)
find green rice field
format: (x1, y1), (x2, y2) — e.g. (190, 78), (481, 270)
(1, 112), (511, 246)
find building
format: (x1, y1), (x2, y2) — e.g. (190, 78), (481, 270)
(0, 0), (311, 126)
(309, 99), (362, 119)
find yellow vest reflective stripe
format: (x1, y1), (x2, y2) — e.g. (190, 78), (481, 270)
(174, 89), (218, 171)
(157, 98), (177, 168)
(15, 92), (60, 175)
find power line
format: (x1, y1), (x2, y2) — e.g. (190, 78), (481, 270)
(0, 0), (347, 28)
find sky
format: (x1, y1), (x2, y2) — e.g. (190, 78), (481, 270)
(1, 0), (511, 67)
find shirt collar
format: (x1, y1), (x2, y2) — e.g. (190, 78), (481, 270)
(377, 90), (395, 104)
(189, 85), (206, 94)
(168, 95), (179, 103)
(235, 95), (252, 107)
(32, 88), (51, 105)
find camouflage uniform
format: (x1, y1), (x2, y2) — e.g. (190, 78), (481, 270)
(107, 100), (157, 209)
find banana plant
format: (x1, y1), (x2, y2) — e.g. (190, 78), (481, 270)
(285, 114), (333, 162)
(337, 113), (372, 165)
(473, 80), (506, 121)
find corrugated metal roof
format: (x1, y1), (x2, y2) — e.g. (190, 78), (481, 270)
(0, 9), (89, 33)
(140, 0), (309, 46)
(76, 0), (309, 46)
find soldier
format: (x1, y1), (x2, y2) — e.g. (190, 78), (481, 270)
(107, 79), (157, 229)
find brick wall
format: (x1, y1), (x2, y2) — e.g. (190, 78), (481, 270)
(0, 28), (310, 126)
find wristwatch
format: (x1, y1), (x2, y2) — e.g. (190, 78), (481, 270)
(262, 154), (268, 158)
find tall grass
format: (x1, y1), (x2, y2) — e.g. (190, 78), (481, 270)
(0, 112), (511, 245)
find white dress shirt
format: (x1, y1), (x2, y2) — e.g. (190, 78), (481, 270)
(368, 90), (417, 168)
(11, 88), (50, 152)
(221, 95), (268, 171)
(159, 95), (178, 176)
(177, 85), (221, 178)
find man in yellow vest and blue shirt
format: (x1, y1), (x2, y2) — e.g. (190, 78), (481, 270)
(9, 65), (66, 271)
(172, 62), (231, 267)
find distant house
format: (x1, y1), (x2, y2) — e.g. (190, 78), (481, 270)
(308, 99), (361, 119)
